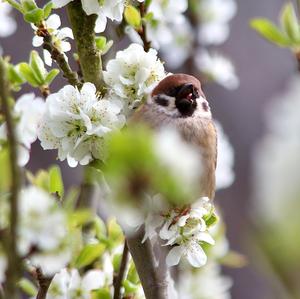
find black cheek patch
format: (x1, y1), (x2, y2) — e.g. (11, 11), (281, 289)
(175, 98), (197, 117)
(154, 95), (169, 107)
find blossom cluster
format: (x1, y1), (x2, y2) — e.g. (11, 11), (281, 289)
(45, 219), (145, 299)
(197, 0), (237, 46)
(160, 197), (216, 268)
(46, 259), (114, 299)
(0, 93), (45, 166)
(37, 44), (165, 167)
(103, 43), (166, 111)
(125, 0), (192, 69)
(195, 0), (239, 89)
(38, 83), (125, 167)
(0, 186), (71, 278)
(32, 14), (73, 66)
(115, 193), (217, 268)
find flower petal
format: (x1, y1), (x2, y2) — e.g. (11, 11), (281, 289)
(166, 245), (184, 266)
(186, 242), (207, 267)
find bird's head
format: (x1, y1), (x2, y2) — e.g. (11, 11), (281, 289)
(151, 74), (211, 118)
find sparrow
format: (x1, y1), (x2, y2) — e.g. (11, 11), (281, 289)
(132, 74), (217, 199)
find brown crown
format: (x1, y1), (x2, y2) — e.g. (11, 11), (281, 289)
(151, 74), (204, 97)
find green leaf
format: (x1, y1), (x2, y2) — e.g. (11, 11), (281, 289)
(145, 0), (152, 8)
(68, 210), (92, 228)
(92, 288), (111, 299)
(75, 243), (105, 268)
(112, 253), (122, 272)
(7, 65), (25, 85)
(30, 50), (46, 83)
(123, 280), (140, 294)
(45, 69), (59, 85)
(95, 36), (107, 50)
(43, 2), (53, 19)
(24, 8), (44, 24)
(205, 212), (218, 227)
(49, 165), (64, 197)
(143, 12), (154, 22)
(250, 18), (292, 47)
(18, 278), (38, 296)
(17, 63), (40, 87)
(107, 218), (124, 245)
(26, 170), (50, 191)
(21, 0), (37, 11)
(124, 5), (142, 29)
(94, 216), (107, 239)
(126, 261), (139, 284)
(280, 3), (300, 42)
(95, 37), (113, 55)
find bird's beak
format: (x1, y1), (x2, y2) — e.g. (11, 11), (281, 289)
(177, 83), (195, 102)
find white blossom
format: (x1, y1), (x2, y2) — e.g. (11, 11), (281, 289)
(253, 76), (300, 222)
(103, 43), (166, 108)
(215, 121), (235, 190)
(195, 50), (239, 90)
(160, 19), (194, 69)
(146, 0), (188, 49)
(32, 14), (73, 66)
(46, 268), (106, 299)
(197, 0), (237, 45)
(0, 2), (17, 38)
(0, 93), (45, 166)
(177, 262), (233, 299)
(18, 186), (70, 275)
(160, 197), (215, 267)
(38, 83), (125, 167)
(52, 0), (125, 33)
(126, 0), (189, 55)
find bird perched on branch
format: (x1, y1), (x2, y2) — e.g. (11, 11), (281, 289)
(132, 74), (217, 199)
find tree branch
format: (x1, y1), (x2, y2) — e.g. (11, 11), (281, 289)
(0, 58), (22, 299)
(126, 228), (169, 299)
(67, 0), (104, 92)
(113, 241), (130, 299)
(296, 51), (300, 72)
(138, 2), (151, 52)
(35, 268), (53, 299)
(41, 32), (82, 88)
(66, 1), (106, 209)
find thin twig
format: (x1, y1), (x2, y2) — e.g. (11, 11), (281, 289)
(0, 58), (22, 299)
(296, 51), (300, 72)
(113, 241), (130, 299)
(138, 2), (151, 52)
(41, 34), (82, 88)
(34, 268), (53, 299)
